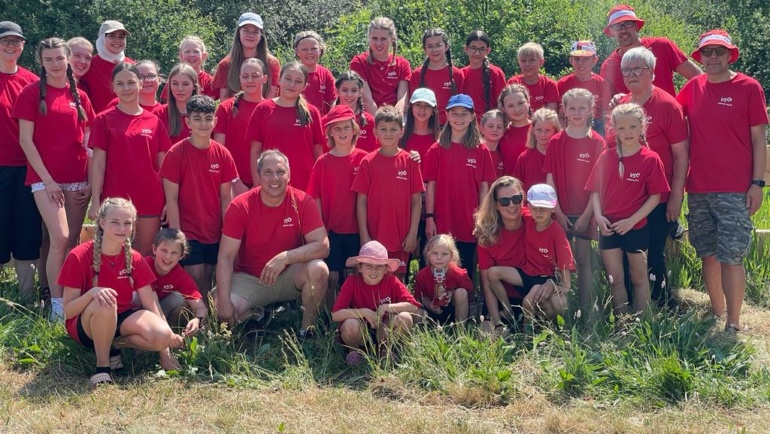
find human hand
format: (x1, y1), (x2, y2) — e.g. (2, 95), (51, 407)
(45, 182), (65, 208)
(573, 213), (591, 233)
(89, 286), (118, 308)
(555, 210), (570, 232)
(746, 185), (764, 216)
(73, 184), (91, 208)
(425, 218), (437, 239)
(596, 215), (613, 236)
(260, 251), (290, 286)
(408, 150), (422, 164)
(183, 317), (202, 336)
(666, 193), (684, 222)
(216, 297), (235, 326)
(610, 218), (635, 235)
(169, 333), (185, 349)
(360, 308), (378, 328)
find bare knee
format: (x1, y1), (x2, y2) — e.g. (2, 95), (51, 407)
(147, 324), (174, 351)
(340, 319), (365, 343)
(453, 287), (468, 303)
(307, 260), (330, 285)
(391, 312), (413, 331)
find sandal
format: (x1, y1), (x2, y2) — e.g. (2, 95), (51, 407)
(89, 372), (114, 387)
(345, 351), (364, 366)
(109, 354), (123, 371)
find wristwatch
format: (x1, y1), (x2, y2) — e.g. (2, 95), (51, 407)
(752, 179), (766, 188)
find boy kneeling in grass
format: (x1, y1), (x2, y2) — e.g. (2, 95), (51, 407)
(331, 241), (419, 366)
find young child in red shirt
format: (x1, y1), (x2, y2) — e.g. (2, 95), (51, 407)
(160, 95), (238, 299)
(479, 109), (506, 178)
(507, 42), (559, 112)
(586, 103), (669, 315)
(461, 30), (507, 122)
(497, 84), (532, 173)
(335, 71), (378, 153)
(514, 107), (560, 192)
(293, 31), (336, 116)
(557, 40), (611, 135)
(414, 234), (473, 323)
(409, 28), (464, 124)
(352, 106), (424, 280)
(161, 36), (217, 102)
(307, 105), (368, 307)
(331, 240), (419, 365)
(145, 228), (207, 337)
(487, 184), (574, 323)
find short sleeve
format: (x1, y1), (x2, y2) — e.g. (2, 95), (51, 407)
(156, 122), (173, 152)
(11, 85), (39, 122)
(350, 157), (371, 195)
(409, 157), (425, 194)
(222, 200), (249, 239)
(300, 193), (325, 236)
(159, 144), (182, 183)
(132, 253), (156, 290)
(476, 244), (494, 270)
(422, 144), (440, 182)
(480, 146), (496, 183)
(89, 114), (110, 151)
(213, 101), (230, 135)
(544, 77), (560, 105)
(331, 277), (356, 313)
(220, 147), (239, 183)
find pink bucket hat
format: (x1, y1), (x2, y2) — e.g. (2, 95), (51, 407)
(345, 241), (400, 272)
(604, 5), (645, 37)
(691, 29), (740, 64)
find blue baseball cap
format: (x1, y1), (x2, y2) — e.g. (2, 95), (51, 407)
(238, 12), (264, 29)
(527, 183), (558, 208)
(410, 88), (437, 107)
(446, 94), (474, 111)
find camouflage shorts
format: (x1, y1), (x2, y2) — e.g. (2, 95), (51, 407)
(686, 193), (753, 265)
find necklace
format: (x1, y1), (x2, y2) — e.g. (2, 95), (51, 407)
(102, 251), (121, 267)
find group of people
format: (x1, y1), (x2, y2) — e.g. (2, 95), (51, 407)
(0, 3), (766, 385)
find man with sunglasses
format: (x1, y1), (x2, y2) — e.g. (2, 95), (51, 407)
(600, 5), (701, 97)
(675, 30), (768, 333)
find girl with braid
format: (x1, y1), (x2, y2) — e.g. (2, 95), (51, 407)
(461, 31), (506, 122)
(334, 71), (377, 153)
(13, 37), (96, 320)
(59, 198), (180, 387)
(409, 28), (464, 125)
(214, 58), (268, 194)
(245, 61), (325, 191)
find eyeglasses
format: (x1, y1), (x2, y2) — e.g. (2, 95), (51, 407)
(139, 74), (158, 81)
(610, 21), (636, 32)
(620, 66), (650, 77)
(700, 47), (728, 57)
(497, 194), (523, 207)
(0, 38), (23, 47)
(466, 46), (487, 54)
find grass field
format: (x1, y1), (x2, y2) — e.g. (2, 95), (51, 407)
(0, 196), (769, 433)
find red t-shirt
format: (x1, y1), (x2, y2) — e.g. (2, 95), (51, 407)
(213, 96), (260, 187)
(303, 65), (336, 116)
(351, 150), (424, 253)
(222, 186), (325, 277)
(307, 149), (368, 234)
(556, 73), (612, 117)
(489, 146), (505, 179)
(585, 146), (670, 229)
(80, 55), (135, 114)
(522, 219), (575, 277)
(156, 105), (191, 145)
(409, 65), (465, 124)
(606, 87), (688, 202)
(506, 75), (560, 111)
(245, 99), (325, 191)
(106, 98), (164, 117)
(143, 256), (201, 301)
(355, 111), (378, 153)
(476, 215), (530, 299)
(349, 53), (411, 107)
(542, 130), (605, 216)
(676, 73), (769, 194)
(461, 63), (507, 118)
(404, 132), (436, 175)
(499, 124), (530, 175)
(513, 148), (547, 192)
(211, 56), (281, 95)
(160, 70), (217, 102)
(159, 139), (238, 243)
(413, 264), (473, 307)
(600, 37), (688, 97)
(59, 241), (154, 343)
(0, 66), (38, 166)
(89, 107), (172, 215)
(332, 273), (419, 314)
(423, 143), (496, 242)
(13, 83), (95, 185)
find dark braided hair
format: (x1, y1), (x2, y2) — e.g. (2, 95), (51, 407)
(334, 71), (368, 128)
(37, 38), (87, 121)
(420, 29), (456, 94)
(466, 30), (493, 111)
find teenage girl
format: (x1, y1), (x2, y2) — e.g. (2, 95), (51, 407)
(461, 30), (506, 122)
(335, 71), (377, 153)
(514, 107), (560, 191)
(0, 21), (41, 300)
(479, 109), (507, 178)
(414, 234), (473, 323)
(14, 38), (96, 319)
(349, 17), (411, 113)
(245, 61), (325, 192)
(497, 84), (532, 174)
(586, 103), (669, 315)
(400, 87), (440, 171)
(66, 37), (93, 84)
(213, 58), (268, 194)
(89, 63), (172, 257)
(409, 28), (464, 124)
(424, 94), (496, 280)
(105, 60), (164, 115)
(213, 13), (280, 100)
(60, 198), (179, 386)
(157, 63), (199, 144)
(80, 20), (133, 113)
(294, 31), (336, 115)
(161, 36), (216, 101)
(307, 105), (367, 308)
(544, 88), (604, 312)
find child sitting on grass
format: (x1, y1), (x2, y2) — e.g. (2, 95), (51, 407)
(414, 234), (473, 323)
(331, 241), (419, 366)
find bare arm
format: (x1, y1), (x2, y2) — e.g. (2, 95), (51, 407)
(666, 139), (689, 221)
(395, 80), (410, 112)
(360, 80), (378, 115)
(611, 194), (660, 235)
(18, 120), (54, 185)
(675, 60), (702, 81)
(90, 148), (107, 219)
(425, 181), (437, 238)
(213, 133), (226, 144)
(259, 226), (330, 286)
(747, 124), (768, 215)
(220, 182), (233, 221)
(162, 179), (181, 229)
(250, 140), (263, 189)
(215, 234), (241, 325)
(356, 194), (370, 244)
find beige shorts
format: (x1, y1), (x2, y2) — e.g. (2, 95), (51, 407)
(160, 292), (186, 318)
(228, 265), (302, 309)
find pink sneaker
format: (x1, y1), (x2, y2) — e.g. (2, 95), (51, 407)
(345, 351), (363, 366)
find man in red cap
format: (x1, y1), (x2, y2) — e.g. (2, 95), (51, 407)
(676, 29), (768, 333)
(600, 5), (701, 97)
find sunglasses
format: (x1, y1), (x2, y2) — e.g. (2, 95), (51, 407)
(610, 21), (636, 32)
(700, 47), (728, 57)
(497, 194), (523, 207)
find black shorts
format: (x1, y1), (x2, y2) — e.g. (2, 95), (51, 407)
(599, 225), (649, 253)
(422, 302), (455, 324)
(76, 308), (139, 349)
(0, 166), (42, 262)
(181, 240), (219, 266)
(327, 232), (360, 274)
(515, 268), (551, 296)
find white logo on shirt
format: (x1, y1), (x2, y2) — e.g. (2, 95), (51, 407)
(534, 95), (545, 101)
(141, 128), (153, 136)
(578, 153), (592, 163)
(443, 81), (453, 89)
(628, 172), (641, 182)
(294, 119), (302, 126)
(69, 102), (77, 108)
(380, 296), (392, 304)
(319, 85), (326, 91)
(282, 216), (294, 228)
(466, 158), (477, 169)
(539, 247), (549, 254)
(718, 97), (733, 107)
(118, 268), (130, 279)
(163, 284), (174, 291)
(387, 71), (398, 78)
(646, 115), (653, 124)
(396, 170), (408, 180)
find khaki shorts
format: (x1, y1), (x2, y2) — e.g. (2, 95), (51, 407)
(160, 292), (186, 318)
(228, 265), (302, 309)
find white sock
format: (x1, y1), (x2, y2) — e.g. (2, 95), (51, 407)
(50, 298), (64, 321)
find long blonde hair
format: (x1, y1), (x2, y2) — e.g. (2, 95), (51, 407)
(611, 103), (648, 179)
(92, 198), (137, 288)
(167, 63), (200, 136)
(528, 108), (560, 149)
(473, 176), (524, 247)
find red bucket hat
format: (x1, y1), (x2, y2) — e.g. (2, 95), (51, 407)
(604, 5), (645, 37)
(691, 29), (740, 64)
(323, 105), (356, 129)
